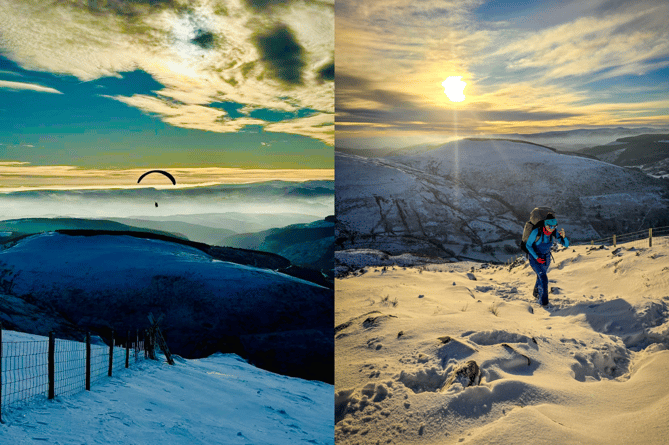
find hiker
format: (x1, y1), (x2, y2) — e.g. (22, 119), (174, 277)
(525, 214), (569, 306)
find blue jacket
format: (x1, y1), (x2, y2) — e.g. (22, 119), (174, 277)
(526, 227), (569, 260)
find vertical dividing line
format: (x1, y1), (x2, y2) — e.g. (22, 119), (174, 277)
(86, 332), (91, 391)
(125, 331), (130, 369)
(108, 330), (114, 378)
(48, 331), (55, 400)
(0, 322), (3, 424)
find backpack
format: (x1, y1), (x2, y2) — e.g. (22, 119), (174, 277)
(520, 207), (555, 255)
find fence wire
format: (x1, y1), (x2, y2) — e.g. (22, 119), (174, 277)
(584, 226), (669, 249)
(54, 340), (86, 398)
(1, 340), (49, 407)
(1, 332), (147, 414)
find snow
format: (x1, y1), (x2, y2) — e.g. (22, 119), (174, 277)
(0, 232), (327, 298)
(335, 140), (668, 263)
(1, 331), (334, 444)
(335, 237), (669, 444)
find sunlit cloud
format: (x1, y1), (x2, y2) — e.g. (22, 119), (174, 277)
(336, 0), (669, 147)
(0, 80), (62, 94)
(0, 164), (334, 192)
(0, 0), (334, 144)
(496, 6), (669, 81)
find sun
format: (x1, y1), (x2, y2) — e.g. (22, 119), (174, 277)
(442, 76), (466, 102)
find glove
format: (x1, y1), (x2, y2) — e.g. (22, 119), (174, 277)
(536, 257), (546, 264)
(559, 228), (566, 238)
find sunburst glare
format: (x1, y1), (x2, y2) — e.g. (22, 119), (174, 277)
(442, 76), (466, 102)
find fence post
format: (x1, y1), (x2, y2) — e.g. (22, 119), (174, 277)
(125, 330), (130, 369)
(649, 228), (653, 248)
(48, 331), (55, 400)
(0, 322), (3, 424)
(108, 330), (114, 377)
(613, 234), (616, 247)
(86, 332), (91, 391)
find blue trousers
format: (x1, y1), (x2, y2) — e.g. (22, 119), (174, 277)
(529, 254), (551, 305)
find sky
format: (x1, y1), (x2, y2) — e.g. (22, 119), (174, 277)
(335, 0), (669, 149)
(0, 0), (334, 189)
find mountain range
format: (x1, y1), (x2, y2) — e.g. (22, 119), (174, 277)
(574, 133), (669, 179)
(335, 138), (669, 263)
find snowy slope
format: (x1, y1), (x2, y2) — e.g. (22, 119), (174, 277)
(1, 330), (333, 445)
(575, 133), (669, 179)
(335, 237), (669, 444)
(0, 232), (333, 382)
(335, 139), (669, 262)
(221, 217), (335, 273)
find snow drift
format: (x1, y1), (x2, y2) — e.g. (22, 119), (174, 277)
(335, 237), (669, 444)
(1, 329), (333, 445)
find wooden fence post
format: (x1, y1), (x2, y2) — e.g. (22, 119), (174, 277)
(48, 331), (55, 400)
(86, 332), (91, 391)
(613, 234), (616, 247)
(108, 330), (114, 377)
(125, 330), (130, 369)
(649, 228), (653, 247)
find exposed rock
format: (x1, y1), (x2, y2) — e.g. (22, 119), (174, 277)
(444, 360), (481, 390)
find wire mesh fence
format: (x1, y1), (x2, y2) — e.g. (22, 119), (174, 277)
(0, 327), (148, 421)
(54, 339), (86, 398)
(1, 339), (49, 408)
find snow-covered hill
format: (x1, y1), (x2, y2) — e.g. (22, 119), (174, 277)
(575, 134), (669, 179)
(220, 216), (335, 275)
(0, 232), (333, 383)
(1, 330), (333, 445)
(335, 139), (669, 262)
(335, 238), (669, 444)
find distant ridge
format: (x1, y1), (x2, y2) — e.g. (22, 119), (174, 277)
(464, 137), (558, 152)
(55, 229), (332, 288)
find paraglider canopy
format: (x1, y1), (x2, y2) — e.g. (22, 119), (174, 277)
(137, 170), (176, 185)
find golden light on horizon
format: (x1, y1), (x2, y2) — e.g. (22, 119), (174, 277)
(442, 76), (466, 102)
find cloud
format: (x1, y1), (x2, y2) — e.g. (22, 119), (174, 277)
(335, 0), (669, 142)
(495, 4), (669, 81)
(0, 164), (334, 191)
(0, 80), (63, 94)
(255, 25), (305, 85)
(0, 0), (334, 144)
